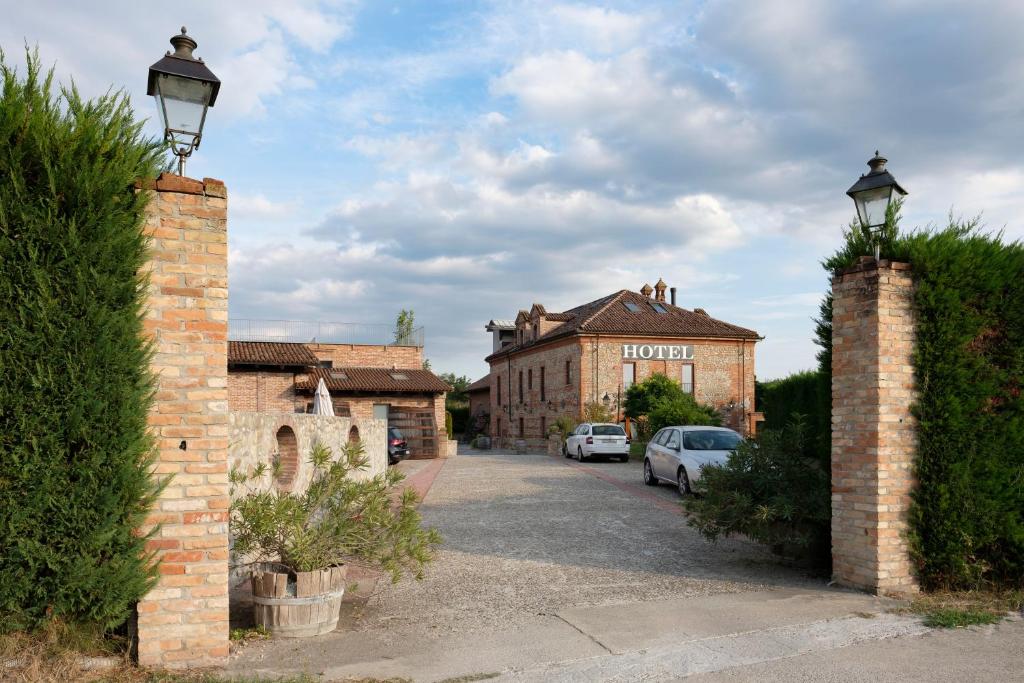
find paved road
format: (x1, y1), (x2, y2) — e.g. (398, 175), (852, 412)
(361, 448), (820, 637)
(232, 448), (906, 681)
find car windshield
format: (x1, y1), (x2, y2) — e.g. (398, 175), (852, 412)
(592, 425), (625, 436)
(388, 428), (403, 439)
(682, 430), (741, 451)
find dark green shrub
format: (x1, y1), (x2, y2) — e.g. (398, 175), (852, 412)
(821, 207), (1024, 589)
(624, 373), (683, 419)
(685, 419), (832, 569)
(445, 410), (454, 439)
(756, 370), (830, 462)
(0, 52), (165, 630)
(448, 405), (469, 435)
(647, 394), (720, 433)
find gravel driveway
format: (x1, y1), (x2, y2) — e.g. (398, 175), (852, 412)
(360, 447), (818, 637)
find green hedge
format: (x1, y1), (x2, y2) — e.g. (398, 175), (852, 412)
(448, 405), (469, 435)
(824, 210), (1024, 589)
(756, 370), (830, 463)
(0, 53), (164, 630)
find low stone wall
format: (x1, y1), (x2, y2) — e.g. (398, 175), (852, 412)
(228, 412), (387, 493)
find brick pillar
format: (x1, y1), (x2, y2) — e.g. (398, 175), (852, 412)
(831, 258), (918, 595)
(136, 174), (230, 667)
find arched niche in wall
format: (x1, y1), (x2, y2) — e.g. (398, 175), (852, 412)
(274, 425), (298, 489)
(348, 425), (360, 445)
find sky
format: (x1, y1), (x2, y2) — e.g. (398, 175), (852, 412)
(4, 1), (1024, 382)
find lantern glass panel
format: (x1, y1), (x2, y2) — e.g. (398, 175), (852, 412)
(854, 185), (892, 229)
(154, 74), (211, 141)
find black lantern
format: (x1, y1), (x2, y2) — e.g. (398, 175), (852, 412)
(147, 27), (220, 176)
(846, 151), (907, 260)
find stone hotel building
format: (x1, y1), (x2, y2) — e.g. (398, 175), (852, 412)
(482, 280), (762, 447)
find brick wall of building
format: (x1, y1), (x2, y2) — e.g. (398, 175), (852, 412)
(488, 334), (757, 448)
(307, 343), (422, 369)
(489, 338), (582, 447)
(583, 336), (756, 434)
(226, 370), (301, 413)
(831, 258), (918, 595)
(136, 174), (230, 668)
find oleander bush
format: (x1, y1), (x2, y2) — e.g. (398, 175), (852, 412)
(0, 51), (164, 631)
(230, 441), (441, 581)
(685, 418), (832, 568)
(625, 373), (719, 432)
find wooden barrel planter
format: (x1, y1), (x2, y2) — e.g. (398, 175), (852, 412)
(251, 563), (347, 638)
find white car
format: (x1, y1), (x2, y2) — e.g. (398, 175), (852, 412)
(642, 425), (742, 496)
(564, 423), (630, 462)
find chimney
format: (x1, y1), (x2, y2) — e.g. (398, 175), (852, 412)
(654, 278), (667, 302)
(640, 283), (653, 298)
(670, 287), (677, 306)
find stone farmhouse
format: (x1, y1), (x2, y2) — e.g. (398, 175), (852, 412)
(479, 279), (763, 448)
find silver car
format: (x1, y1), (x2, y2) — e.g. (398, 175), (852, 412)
(642, 425), (742, 495)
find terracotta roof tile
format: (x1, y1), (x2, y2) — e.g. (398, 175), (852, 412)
(466, 376), (490, 392)
(228, 341), (319, 367)
(486, 289), (759, 361)
(297, 367), (452, 394)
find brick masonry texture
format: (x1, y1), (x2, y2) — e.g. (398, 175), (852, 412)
(831, 259), (919, 595)
(136, 175), (230, 668)
(227, 342), (451, 458)
(488, 334), (758, 449)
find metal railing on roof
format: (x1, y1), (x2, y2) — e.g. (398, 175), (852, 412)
(229, 319), (425, 347)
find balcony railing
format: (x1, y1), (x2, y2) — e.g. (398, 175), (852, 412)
(229, 319), (425, 347)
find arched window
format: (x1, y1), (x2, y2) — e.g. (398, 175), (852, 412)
(348, 425), (360, 444)
(274, 426), (298, 488)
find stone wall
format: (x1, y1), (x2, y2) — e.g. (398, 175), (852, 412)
(136, 174), (230, 668)
(831, 258), (918, 595)
(228, 412), (387, 493)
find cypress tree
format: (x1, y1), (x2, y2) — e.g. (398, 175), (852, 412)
(0, 50), (165, 630)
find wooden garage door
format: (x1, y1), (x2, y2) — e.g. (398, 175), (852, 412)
(388, 407), (436, 459)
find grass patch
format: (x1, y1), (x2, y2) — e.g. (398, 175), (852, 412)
(921, 608), (1000, 629)
(629, 441), (647, 461)
(229, 625), (271, 642)
(903, 589), (1024, 629)
(1, 626), (406, 682)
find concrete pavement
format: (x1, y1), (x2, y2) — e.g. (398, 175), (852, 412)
(227, 448), (1006, 682)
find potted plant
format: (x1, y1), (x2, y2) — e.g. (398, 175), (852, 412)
(230, 441), (441, 637)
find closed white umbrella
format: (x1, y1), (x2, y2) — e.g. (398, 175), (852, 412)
(312, 377), (334, 416)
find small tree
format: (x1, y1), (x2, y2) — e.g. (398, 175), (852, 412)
(583, 401), (615, 423)
(624, 373), (684, 420)
(647, 394), (720, 432)
(551, 415), (576, 440)
(394, 309), (416, 345)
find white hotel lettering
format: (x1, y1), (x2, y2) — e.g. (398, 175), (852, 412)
(622, 344), (693, 360)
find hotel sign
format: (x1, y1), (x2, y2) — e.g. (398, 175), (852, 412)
(622, 344), (694, 360)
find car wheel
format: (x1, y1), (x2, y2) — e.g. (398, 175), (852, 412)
(577, 446), (585, 462)
(677, 467), (691, 496)
(643, 459), (658, 486)
(563, 442), (570, 458)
